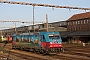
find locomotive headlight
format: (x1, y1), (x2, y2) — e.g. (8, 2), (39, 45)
(59, 45), (61, 46)
(59, 44), (62, 46)
(50, 45), (53, 47)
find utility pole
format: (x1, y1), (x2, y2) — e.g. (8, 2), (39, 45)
(14, 21), (16, 34)
(0, 28), (2, 35)
(33, 6), (35, 32)
(46, 14), (48, 32)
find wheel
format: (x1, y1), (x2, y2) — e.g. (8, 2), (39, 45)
(40, 49), (44, 54)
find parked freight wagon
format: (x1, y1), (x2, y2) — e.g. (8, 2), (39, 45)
(0, 35), (12, 43)
(0, 35), (7, 43)
(12, 32), (63, 54)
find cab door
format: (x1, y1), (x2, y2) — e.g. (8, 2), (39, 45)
(40, 35), (46, 48)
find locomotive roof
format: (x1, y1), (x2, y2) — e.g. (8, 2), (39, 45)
(13, 32), (60, 36)
(19, 32), (39, 35)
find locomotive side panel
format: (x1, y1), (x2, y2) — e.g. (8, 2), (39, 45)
(12, 33), (41, 50)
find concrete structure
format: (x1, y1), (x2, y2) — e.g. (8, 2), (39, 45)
(0, 21), (67, 36)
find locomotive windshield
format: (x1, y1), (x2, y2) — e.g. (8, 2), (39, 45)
(48, 34), (60, 39)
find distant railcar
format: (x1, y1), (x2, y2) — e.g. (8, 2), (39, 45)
(0, 35), (7, 43)
(12, 32), (63, 54)
(0, 35), (12, 43)
(7, 35), (12, 42)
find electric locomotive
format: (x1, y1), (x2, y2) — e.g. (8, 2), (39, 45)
(12, 32), (63, 54)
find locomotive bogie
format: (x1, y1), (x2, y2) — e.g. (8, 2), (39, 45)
(49, 48), (62, 53)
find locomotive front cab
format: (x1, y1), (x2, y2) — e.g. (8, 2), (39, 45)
(40, 32), (63, 54)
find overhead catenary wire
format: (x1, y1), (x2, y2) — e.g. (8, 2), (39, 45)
(0, 0), (90, 24)
(0, 0), (90, 10)
(0, 20), (44, 23)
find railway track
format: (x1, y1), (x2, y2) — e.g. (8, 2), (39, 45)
(49, 50), (90, 60)
(4, 49), (90, 60)
(48, 44), (90, 60)
(64, 49), (90, 57)
(0, 43), (58, 60)
(0, 54), (7, 60)
(54, 54), (89, 60)
(0, 43), (90, 60)
(8, 50), (59, 60)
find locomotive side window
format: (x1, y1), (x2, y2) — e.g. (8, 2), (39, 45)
(49, 34), (60, 39)
(40, 35), (45, 42)
(54, 35), (60, 39)
(42, 35), (45, 40)
(12, 36), (16, 41)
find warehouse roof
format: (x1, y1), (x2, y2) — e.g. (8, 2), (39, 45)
(67, 12), (90, 21)
(67, 31), (90, 36)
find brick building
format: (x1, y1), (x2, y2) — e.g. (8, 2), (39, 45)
(66, 12), (90, 43)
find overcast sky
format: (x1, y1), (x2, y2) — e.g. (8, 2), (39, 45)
(0, 0), (90, 29)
